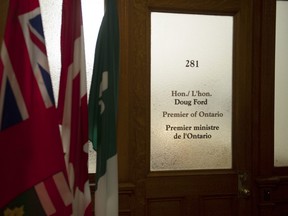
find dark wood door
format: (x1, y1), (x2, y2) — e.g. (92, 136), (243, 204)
(119, 0), (254, 215)
(253, 0), (288, 215)
(0, 0), (8, 44)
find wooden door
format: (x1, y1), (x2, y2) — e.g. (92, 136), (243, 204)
(119, 0), (254, 215)
(253, 0), (288, 215)
(0, 0), (8, 44)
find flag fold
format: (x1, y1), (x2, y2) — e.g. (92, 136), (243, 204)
(88, 0), (120, 215)
(58, 0), (92, 215)
(0, 0), (72, 215)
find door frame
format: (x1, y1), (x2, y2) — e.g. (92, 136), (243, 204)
(122, 0), (254, 215)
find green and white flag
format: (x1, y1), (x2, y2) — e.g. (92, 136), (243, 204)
(88, 0), (119, 215)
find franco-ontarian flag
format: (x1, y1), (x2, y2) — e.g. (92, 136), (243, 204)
(88, 0), (119, 215)
(58, 0), (92, 215)
(0, 0), (72, 215)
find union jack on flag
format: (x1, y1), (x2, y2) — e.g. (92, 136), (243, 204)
(0, 7), (54, 131)
(0, 0), (72, 215)
(18, 7), (55, 109)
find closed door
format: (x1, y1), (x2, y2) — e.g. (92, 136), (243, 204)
(125, 0), (254, 215)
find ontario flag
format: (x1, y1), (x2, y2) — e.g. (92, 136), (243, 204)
(88, 0), (119, 215)
(57, 0), (92, 215)
(0, 0), (72, 215)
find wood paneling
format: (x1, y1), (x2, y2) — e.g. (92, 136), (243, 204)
(147, 197), (185, 216)
(200, 195), (237, 216)
(119, 183), (135, 215)
(0, 0), (9, 45)
(256, 177), (288, 216)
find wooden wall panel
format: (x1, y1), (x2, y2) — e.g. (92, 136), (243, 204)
(200, 195), (237, 216)
(147, 197), (185, 216)
(256, 177), (288, 216)
(119, 184), (135, 216)
(0, 0), (9, 45)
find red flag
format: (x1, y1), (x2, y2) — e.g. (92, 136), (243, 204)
(0, 0), (72, 215)
(58, 0), (92, 215)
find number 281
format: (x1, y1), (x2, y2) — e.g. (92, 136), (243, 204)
(186, 60), (199, 68)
